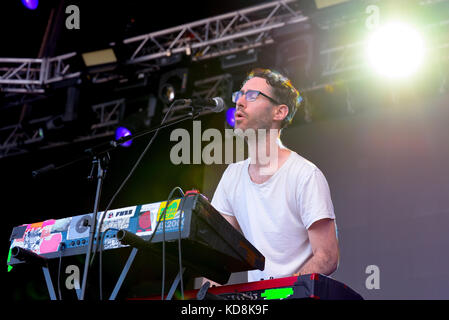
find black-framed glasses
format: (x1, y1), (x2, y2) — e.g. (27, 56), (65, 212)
(232, 90), (281, 105)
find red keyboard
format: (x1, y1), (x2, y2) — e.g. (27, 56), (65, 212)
(133, 273), (363, 300)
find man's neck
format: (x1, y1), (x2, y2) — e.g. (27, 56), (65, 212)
(246, 129), (290, 176)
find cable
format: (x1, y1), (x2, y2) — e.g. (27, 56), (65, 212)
(140, 186), (184, 299)
(164, 188), (186, 300)
(92, 99), (202, 299)
(177, 198), (186, 300)
(92, 99), (187, 265)
(147, 186), (184, 300)
(57, 242), (66, 300)
(91, 100), (188, 298)
(98, 228), (119, 300)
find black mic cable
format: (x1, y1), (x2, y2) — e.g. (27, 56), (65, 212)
(90, 99), (180, 299)
(143, 186), (184, 300)
(94, 99), (196, 299)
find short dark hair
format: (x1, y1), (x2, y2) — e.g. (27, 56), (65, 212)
(243, 68), (303, 128)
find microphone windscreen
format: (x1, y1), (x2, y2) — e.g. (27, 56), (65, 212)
(212, 97), (225, 112)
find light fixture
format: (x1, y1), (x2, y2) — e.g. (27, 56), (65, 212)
(81, 48), (118, 73)
(158, 68), (188, 104)
(365, 22), (425, 79)
(115, 126), (132, 147)
(22, 0), (38, 10)
(159, 83), (176, 103)
(225, 108), (236, 128)
(114, 95), (158, 147)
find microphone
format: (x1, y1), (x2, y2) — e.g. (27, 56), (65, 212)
(176, 97), (225, 113)
(32, 164), (56, 178)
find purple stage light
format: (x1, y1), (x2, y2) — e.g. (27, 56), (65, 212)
(115, 126), (132, 147)
(22, 0), (39, 10)
(226, 107), (236, 127)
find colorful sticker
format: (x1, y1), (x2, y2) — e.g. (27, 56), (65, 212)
(10, 219), (58, 254)
(39, 233), (62, 254)
(67, 214), (92, 240)
(22, 223), (44, 253)
(103, 206), (136, 221)
(136, 202), (161, 236)
(100, 206), (136, 232)
(10, 225), (28, 243)
(155, 214), (185, 235)
(51, 218), (71, 233)
(157, 199), (181, 221)
(100, 217), (130, 233)
(103, 237), (123, 250)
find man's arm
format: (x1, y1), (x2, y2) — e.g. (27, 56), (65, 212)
(221, 213), (243, 234)
(198, 213), (242, 288)
(295, 218), (339, 276)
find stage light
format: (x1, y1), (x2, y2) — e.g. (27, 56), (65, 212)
(365, 22), (425, 79)
(225, 107), (236, 127)
(159, 83), (176, 103)
(81, 48), (118, 74)
(115, 126), (132, 147)
(114, 95), (157, 148)
(22, 0), (38, 10)
(158, 68), (188, 104)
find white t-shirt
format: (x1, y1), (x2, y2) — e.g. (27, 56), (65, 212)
(211, 151), (336, 282)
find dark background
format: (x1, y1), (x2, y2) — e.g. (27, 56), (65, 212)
(2, 0), (449, 300)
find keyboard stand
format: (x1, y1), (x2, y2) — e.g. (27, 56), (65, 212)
(42, 265), (58, 300)
(109, 247), (139, 300)
(165, 267), (186, 300)
(11, 247), (58, 300)
(108, 247), (186, 300)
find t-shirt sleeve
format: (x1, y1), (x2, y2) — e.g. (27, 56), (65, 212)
(211, 166), (234, 216)
(298, 168), (336, 229)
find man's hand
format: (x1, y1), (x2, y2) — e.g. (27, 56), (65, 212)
(295, 218), (339, 276)
(199, 277), (222, 288)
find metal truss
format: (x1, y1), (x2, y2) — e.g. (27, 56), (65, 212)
(0, 52), (81, 94)
(0, 120), (46, 158)
(192, 73), (234, 100)
(0, 58), (44, 93)
(2, 0), (449, 159)
(0, 99), (124, 158)
(123, 0), (307, 64)
(2, 0), (449, 94)
(320, 41), (366, 77)
(89, 98), (124, 136)
(0, 0), (306, 94)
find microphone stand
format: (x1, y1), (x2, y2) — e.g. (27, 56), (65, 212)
(31, 112), (197, 179)
(79, 153), (108, 300)
(79, 113), (197, 300)
(31, 102), (208, 300)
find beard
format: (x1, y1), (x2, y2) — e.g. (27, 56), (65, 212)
(234, 112), (273, 133)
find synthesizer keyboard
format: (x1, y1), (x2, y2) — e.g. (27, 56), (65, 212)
(133, 273), (364, 300)
(8, 192), (265, 286)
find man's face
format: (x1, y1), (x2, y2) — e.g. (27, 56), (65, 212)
(234, 77), (276, 132)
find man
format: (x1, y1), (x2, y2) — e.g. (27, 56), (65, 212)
(211, 68), (339, 282)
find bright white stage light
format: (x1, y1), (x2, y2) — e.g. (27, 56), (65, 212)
(365, 22), (425, 79)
